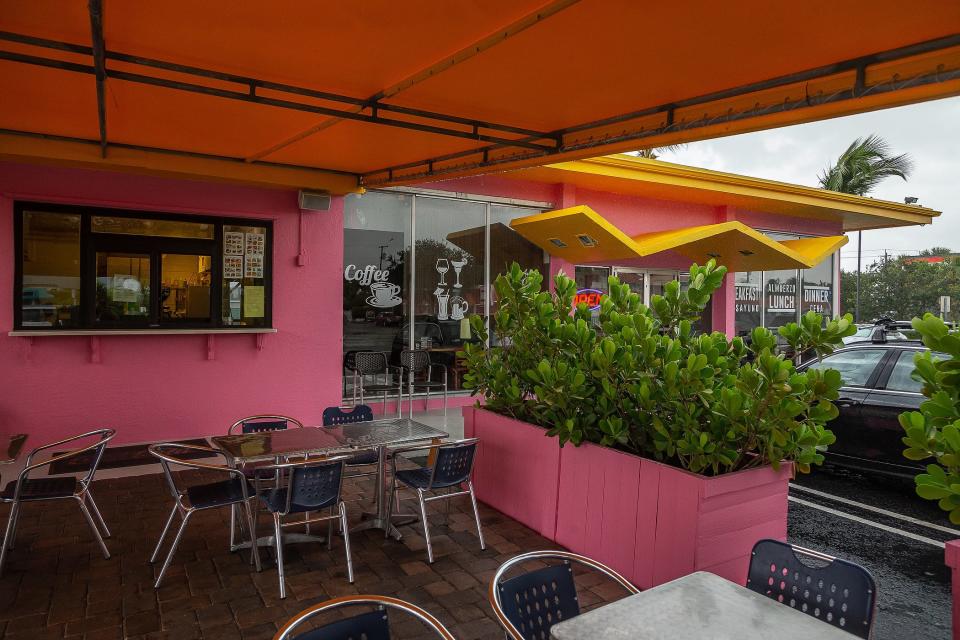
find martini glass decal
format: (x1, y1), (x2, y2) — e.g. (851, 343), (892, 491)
(451, 259), (467, 287)
(436, 258), (449, 286)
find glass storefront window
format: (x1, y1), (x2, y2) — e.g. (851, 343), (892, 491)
(802, 255), (834, 317)
(220, 223), (269, 328)
(92, 216), (214, 239)
(734, 271), (761, 337)
(95, 252), (150, 325)
(163, 254), (212, 322)
(21, 211), (81, 328)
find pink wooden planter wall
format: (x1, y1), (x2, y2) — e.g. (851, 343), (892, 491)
(946, 540), (960, 639)
(467, 407), (792, 590)
(463, 407), (560, 539)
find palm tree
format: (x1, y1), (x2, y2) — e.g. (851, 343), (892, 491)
(633, 144), (686, 160)
(818, 134), (913, 195)
(820, 134), (913, 322)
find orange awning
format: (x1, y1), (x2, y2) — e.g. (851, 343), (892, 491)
(1, 1), (958, 192)
(510, 205), (848, 271)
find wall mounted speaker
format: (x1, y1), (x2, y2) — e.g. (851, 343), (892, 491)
(298, 190), (331, 212)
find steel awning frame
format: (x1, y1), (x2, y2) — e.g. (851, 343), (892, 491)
(0, 2), (958, 192)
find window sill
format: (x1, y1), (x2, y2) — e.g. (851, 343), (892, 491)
(9, 328), (277, 337)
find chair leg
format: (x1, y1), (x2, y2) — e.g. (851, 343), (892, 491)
(154, 511), (192, 589)
(242, 500), (261, 572)
(7, 502), (20, 550)
(77, 497), (111, 559)
(84, 489), (111, 538)
(273, 513), (286, 599)
(382, 390), (388, 415)
(340, 502), (354, 583)
(417, 489), (433, 563)
(443, 382), (448, 418)
(249, 498), (260, 568)
(229, 503), (237, 550)
(150, 503), (179, 563)
(425, 386), (430, 414)
(385, 475), (398, 539)
(468, 481), (486, 550)
(327, 506), (335, 550)
(0, 502), (21, 577)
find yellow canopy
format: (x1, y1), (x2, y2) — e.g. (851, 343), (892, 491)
(509, 205), (848, 271)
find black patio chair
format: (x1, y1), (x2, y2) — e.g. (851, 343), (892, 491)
(256, 456), (354, 598)
(0, 428), (115, 577)
(746, 538), (877, 638)
(400, 349), (448, 417)
(490, 550), (639, 640)
(353, 351), (402, 416)
(385, 438), (483, 563)
(226, 414), (304, 549)
(276, 595), (456, 640)
(148, 443), (261, 588)
(322, 405), (379, 467)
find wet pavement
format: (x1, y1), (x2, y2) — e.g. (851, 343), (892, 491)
(790, 463), (954, 640)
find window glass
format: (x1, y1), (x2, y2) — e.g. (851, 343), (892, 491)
(489, 205), (548, 319)
(342, 192), (411, 397)
(802, 255), (834, 317)
(92, 216), (214, 239)
(734, 271), (761, 337)
(162, 254), (212, 322)
(886, 350), (948, 392)
(221, 224), (268, 327)
(21, 211), (81, 328)
(413, 197), (486, 391)
(574, 266), (610, 322)
(807, 348), (886, 387)
(648, 272), (677, 301)
(95, 252), (150, 324)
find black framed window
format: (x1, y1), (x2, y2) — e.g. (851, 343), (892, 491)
(14, 202), (272, 330)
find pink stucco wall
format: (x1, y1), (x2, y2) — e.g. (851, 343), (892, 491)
(0, 162), (345, 445)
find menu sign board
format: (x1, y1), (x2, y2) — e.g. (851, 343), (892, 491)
(734, 283), (760, 315)
(802, 284), (832, 315)
(765, 281), (797, 314)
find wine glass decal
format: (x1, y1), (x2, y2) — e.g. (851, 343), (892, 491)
(451, 259), (467, 288)
(436, 258), (449, 285)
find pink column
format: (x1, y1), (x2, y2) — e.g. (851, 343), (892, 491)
(712, 272), (736, 337)
(945, 540), (960, 639)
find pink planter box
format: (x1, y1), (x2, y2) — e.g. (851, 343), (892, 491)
(945, 540), (960, 640)
(467, 407), (792, 590)
(464, 407), (561, 539)
(556, 441), (791, 589)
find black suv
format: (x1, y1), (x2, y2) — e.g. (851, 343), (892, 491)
(798, 340), (945, 477)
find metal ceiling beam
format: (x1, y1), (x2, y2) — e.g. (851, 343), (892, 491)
(0, 30), (557, 154)
(87, 0), (108, 158)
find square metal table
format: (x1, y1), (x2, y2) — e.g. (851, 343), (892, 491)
(549, 571), (856, 640)
(212, 418), (448, 540)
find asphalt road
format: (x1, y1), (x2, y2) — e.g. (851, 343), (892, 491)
(789, 463), (954, 640)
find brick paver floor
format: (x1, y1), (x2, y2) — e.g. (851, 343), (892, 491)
(0, 468), (617, 640)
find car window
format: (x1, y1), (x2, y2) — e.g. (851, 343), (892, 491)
(885, 350), (947, 393)
(807, 348), (886, 387)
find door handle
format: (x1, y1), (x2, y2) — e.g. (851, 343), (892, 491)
(836, 398), (858, 408)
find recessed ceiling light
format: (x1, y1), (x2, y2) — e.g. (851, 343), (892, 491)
(549, 238), (567, 248)
(577, 234), (598, 247)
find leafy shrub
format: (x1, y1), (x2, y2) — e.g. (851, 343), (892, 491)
(462, 261), (854, 475)
(899, 314), (960, 522)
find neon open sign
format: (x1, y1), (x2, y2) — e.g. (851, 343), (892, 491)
(574, 288), (604, 311)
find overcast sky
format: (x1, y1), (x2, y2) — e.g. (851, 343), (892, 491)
(654, 96), (960, 272)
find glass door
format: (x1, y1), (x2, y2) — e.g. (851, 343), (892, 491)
(612, 267), (646, 300)
(648, 272), (678, 302)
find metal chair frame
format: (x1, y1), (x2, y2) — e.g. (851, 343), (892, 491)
(400, 349), (448, 417)
(276, 594), (456, 640)
(148, 442), (261, 588)
(0, 428), (115, 577)
(226, 414), (304, 549)
(489, 550), (640, 640)
(352, 351), (403, 416)
(385, 438), (483, 563)
(255, 455), (355, 599)
(746, 538), (877, 638)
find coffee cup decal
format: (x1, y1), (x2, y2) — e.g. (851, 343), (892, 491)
(367, 281), (401, 308)
(450, 296), (468, 320)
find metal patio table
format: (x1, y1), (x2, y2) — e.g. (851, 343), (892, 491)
(211, 418), (448, 545)
(549, 571), (854, 640)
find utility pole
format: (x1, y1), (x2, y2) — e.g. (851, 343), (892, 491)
(855, 230), (862, 322)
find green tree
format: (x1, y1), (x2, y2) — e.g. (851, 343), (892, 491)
(818, 134), (913, 195)
(839, 256), (960, 323)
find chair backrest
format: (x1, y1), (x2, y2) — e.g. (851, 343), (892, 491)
(745, 539), (876, 639)
(148, 442), (246, 504)
(354, 351), (388, 376)
(20, 428), (116, 489)
(429, 439), (478, 488)
(282, 458), (347, 514)
(322, 405), (374, 426)
(276, 595), (456, 640)
(343, 350), (359, 373)
(228, 414), (303, 435)
(400, 349), (431, 374)
(490, 550), (638, 640)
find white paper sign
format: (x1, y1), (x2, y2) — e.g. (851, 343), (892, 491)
(224, 231), (244, 256)
(245, 232), (265, 256)
(223, 256), (243, 279)
(244, 255), (264, 279)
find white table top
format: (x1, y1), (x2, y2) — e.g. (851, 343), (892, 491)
(550, 571), (856, 640)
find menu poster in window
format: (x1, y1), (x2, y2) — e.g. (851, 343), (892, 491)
(245, 232), (265, 256)
(243, 285), (265, 318)
(223, 231), (244, 256)
(244, 255), (264, 278)
(223, 255), (243, 279)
